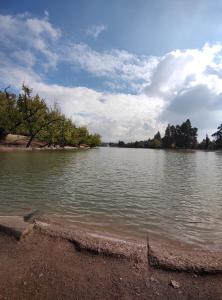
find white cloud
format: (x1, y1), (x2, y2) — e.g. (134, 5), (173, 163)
(144, 44), (222, 137)
(64, 43), (159, 92)
(30, 82), (165, 141)
(44, 10), (49, 20)
(1, 13), (222, 141)
(0, 14), (60, 70)
(85, 24), (107, 39)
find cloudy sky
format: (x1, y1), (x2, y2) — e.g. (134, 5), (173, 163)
(1, 0), (222, 141)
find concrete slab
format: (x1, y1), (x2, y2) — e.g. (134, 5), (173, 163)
(148, 238), (222, 273)
(0, 216), (33, 239)
(34, 221), (147, 262)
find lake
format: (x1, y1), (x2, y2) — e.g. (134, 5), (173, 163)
(0, 147), (222, 249)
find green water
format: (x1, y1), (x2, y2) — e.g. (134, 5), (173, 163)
(0, 148), (222, 249)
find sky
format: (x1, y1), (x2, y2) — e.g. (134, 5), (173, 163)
(1, 0), (222, 141)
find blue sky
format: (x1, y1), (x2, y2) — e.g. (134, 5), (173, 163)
(1, 0), (222, 141)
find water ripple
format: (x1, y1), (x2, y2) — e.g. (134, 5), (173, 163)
(0, 148), (222, 249)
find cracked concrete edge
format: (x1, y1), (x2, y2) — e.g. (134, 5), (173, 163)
(33, 221), (222, 273)
(147, 238), (222, 274)
(0, 216), (222, 273)
(34, 221), (222, 273)
(33, 221), (147, 262)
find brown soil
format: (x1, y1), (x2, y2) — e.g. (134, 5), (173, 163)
(0, 229), (222, 300)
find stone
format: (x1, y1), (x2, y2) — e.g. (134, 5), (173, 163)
(150, 276), (158, 283)
(170, 280), (180, 289)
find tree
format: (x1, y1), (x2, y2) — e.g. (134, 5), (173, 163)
(0, 87), (21, 138)
(162, 120), (198, 149)
(162, 125), (176, 148)
(0, 85), (101, 148)
(17, 85), (60, 147)
(85, 134), (101, 147)
(212, 123), (222, 148)
(118, 141), (125, 147)
(154, 131), (161, 141)
(178, 119), (197, 148)
(205, 134), (210, 150)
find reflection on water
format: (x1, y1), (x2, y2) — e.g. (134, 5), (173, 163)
(0, 148), (222, 249)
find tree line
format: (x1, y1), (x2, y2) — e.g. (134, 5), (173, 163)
(0, 85), (101, 148)
(110, 119), (222, 150)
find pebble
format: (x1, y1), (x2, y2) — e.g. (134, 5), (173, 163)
(150, 276), (158, 283)
(170, 280), (180, 289)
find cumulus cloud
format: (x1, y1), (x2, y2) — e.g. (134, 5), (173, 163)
(64, 43), (159, 92)
(144, 44), (222, 137)
(0, 14), (60, 71)
(1, 13), (222, 141)
(85, 24), (107, 39)
(29, 82), (164, 141)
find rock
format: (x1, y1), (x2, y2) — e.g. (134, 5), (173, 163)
(39, 273), (44, 278)
(150, 276), (158, 283)
(170, 280), (180, 289)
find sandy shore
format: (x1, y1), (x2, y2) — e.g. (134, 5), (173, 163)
(0, 215), (222, 299)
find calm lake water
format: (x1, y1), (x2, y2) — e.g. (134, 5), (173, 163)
(0, 148), (222, 249)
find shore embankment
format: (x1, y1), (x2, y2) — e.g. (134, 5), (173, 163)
(0, 214), (222, 299)
(0, 134), (90, 151)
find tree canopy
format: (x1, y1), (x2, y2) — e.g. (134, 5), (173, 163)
(212, 124), (222, 148)
(0, 85), (101, 148)
(112, 119), (199, 149)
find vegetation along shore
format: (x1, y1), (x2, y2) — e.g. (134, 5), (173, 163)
(108, 119), (222, 150)
(0, 85), (101, 149)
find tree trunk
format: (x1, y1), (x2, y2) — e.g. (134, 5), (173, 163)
(26, 135), (34, 148)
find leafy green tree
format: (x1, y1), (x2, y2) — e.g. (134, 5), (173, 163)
(0, 85), (101, 148)
(163, 119), (197, 149)
(176, 119), (197, 148)
(85, 134), (101, 147)
(0, 88), (21, 138)
(162, 124), (176, 148)
(17, 85), (55, 147)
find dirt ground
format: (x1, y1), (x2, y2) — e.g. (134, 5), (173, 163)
(0, 230), (222, 300)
